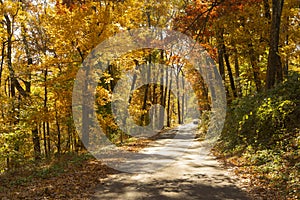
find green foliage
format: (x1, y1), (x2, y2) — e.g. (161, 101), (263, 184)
(218, 71), (300, 198)
(0, 122), (32, 168)
(221, 72), (300, 149)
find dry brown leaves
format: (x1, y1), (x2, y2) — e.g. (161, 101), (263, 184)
(212, 150), (298, 200)
(0, 155), (119, 200)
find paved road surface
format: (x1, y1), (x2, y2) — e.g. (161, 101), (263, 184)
(91, 123), (251, 200)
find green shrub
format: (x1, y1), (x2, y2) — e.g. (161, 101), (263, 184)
(217, 72), (300, 198)
(221, 72), (300, 151)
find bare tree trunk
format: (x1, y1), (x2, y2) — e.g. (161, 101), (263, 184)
(181, 73), (185, 124)
(224, 46), (237, 97)
(167, 69), (173, 127)
(176, 73), (181, 124)
(266, 0), (284, 89)
(47, 122), (50, 155)
(5, 15), (16, 98)
(152, 72), (157, 129)
(163, 66), (168, 111)
(0, 42), (4, 87)
(43, 69), (48, 157)
(141, 81), (149, 126)
(217, 29), (225, 81)
(32, 127), (41, 160)
(42, 122), (47, 156)
(141, 57), (151, 125)
(233, 47), (241, 97)
(55, 100), (61, 155)
(159, 53), (165, 128)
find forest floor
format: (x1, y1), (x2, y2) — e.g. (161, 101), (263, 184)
(0, 123), (264, 199)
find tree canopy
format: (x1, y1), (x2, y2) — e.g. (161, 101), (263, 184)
(0, 0), (299, 198)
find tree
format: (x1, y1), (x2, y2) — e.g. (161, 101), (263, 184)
(266, 0), (284, 89)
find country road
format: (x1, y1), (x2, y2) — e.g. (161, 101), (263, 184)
(91, 123), (252, 200)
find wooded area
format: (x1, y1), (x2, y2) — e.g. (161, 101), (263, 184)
(0, 0), (299, 199)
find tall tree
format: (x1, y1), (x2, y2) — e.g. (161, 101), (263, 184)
(266, 0), (284, 89)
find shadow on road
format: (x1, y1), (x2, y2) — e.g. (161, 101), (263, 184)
(91, 171), (250, 200)
(91, 123), (251, 200)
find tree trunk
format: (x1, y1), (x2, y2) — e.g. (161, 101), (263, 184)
(181, 73), (185, 124)
(32, 127), (41, 160)
(163, 66), (168, 111)
(167, 69), (173, 127)
(0, 42), (4, 87)
(233, 47), (241, 97)
(152, 74), (158, 129)
(140, 60), (151, 125)
(223, 45), (237, 97)
(159, 52), (165, 128)
(4, 15), (28, 98)
(55, 101), (61, 155)
(43, 69), (48, 157)
(266, 0), (284, 89)
(176, 73), (181, 124)
(47, 122), (50, 155)
(217, 29), (225, 81)
(43, 122), (47, 156)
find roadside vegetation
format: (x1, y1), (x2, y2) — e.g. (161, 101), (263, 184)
(0, 152), (118, 199)
(214, 71), (300, 200)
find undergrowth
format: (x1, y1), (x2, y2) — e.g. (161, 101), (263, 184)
(215, 72), (300, 199)
(0, 152), (93, 187)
